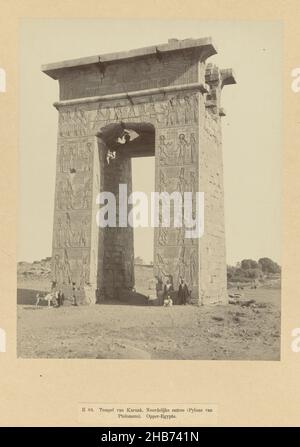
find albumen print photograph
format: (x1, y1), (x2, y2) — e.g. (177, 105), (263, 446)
(17, 19), (281, 360)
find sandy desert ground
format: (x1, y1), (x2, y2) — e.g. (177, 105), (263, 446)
(17, 268), (280, 360)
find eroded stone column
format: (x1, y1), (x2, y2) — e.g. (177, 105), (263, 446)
(101, 151), (134, 299)
(198, 64), (236, 304)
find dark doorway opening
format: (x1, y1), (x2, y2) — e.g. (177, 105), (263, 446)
(98, 121), (155, 305)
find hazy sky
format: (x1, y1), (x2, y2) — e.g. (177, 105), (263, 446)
(19, 19), (282, 265)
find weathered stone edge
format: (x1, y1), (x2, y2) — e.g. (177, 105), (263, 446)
(53, 82), (210, 109)
(42, 37), (217, 79)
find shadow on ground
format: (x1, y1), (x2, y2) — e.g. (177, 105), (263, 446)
(17, 288), (154, 307)
(17, 288), (49, 305)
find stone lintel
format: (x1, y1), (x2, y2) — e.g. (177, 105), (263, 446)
(42, 37), (217, 80)
(205, 65), (237, 89)
(220, 68), (236, 88)
(53, 82), (208, 109)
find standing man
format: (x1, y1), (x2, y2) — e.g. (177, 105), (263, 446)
(72, 283), (78, 306)
(178, 277), (189, 305)
(163, 277), (174, 306)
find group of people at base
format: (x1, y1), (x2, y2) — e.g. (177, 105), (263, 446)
(35, 283), (79, 308)
(160, 276), (190, 307)
(35, 277), (191, 308)
(35, 289), (65, 308)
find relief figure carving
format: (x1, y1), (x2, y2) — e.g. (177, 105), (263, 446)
(113, 103), (123, 121)
(55, 218), (64, 248)
(177, 133), (189, 165)
(59, 109), (89, 137)
(81, 178), (92, 209)
(53, 254), (64, 284)
(53, 249), (72, 285)
(156, 252), (167, 278)
(177, 246), (188, 285)
(62, 248), (72, 284)
(176, 168), (188, 196)
(189, 171), (197, 196)
(158, 135), (172, 165)
(64, 178), (74, 209)
(176, 225), (185, 246)
(158, 227), (168, 246)
(159, 169), (168, 193)
(64, 212), (74, 247)
(183, 95), (193, 124)
(165, 97), (179, 126)
(78, 218), (89, 247)
(189, 249), (197, 285)
(79, 254), (89, 287)
(189, 133), (197, 163)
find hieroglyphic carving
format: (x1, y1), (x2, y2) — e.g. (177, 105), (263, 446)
(53, 253), (64, 284)
(59, 108), (90, 137)
(158, 227), (168, 246)
(156, 252), (168, 278)
(48, 39), (235, 306)
(54, 212), (90, 249)
(146, 102), (160, 123)
(53, 249), (72, 285)
(54, 218), (63, 248)
(156, 129), (198, 169)
(78, 217), (89, 247)
(92, 102), (141, 129)
(176, 246), (188, 284)
(64, 212), (73, 247)
(158, 135), (172, 165)
(176, 132), (198, 165)
(159, 169), (168, 193)
(182, 95), (198, 124)
(59, 141), (93, 173)
(90, 92), (199, 132)
(158, 93), (198, 127)
(176, 225), (185, 246)
(154, 118), (199, 290)
(188, 170), (197, 196)
(55, 93), (201, 298)
(113, 103), (123, 121)
(57, 176), (92, 211)
(176, 168), (188, 196)
(189, 132), (197, 164)
(165, 97), (179, 126)
(154, 119), (200, 294)
(81, 178), (92, 209)
(79, 253), (89, 287)
(177, 133), (189, 165)
(189, 249), (197, 286)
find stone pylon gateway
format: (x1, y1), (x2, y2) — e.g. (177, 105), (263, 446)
(42, 37), (236, 305)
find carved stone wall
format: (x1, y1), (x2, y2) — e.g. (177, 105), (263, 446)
(51, 133), (97, 302)
(154, 91), (200, 301)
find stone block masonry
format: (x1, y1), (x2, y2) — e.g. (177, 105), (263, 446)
(42, 37), (236, 305)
